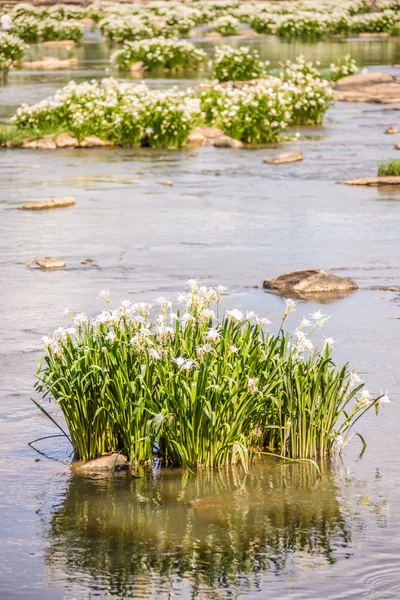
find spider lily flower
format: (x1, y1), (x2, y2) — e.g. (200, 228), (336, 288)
(284, 298), (297, 316)
(98, 289), (110, 303)
(225, 309), (243, 323)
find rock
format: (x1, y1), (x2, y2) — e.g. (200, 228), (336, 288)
(385, 127), (400, 134)
(79, 136), (113, 148)
(130, 60), (145, 73)
(340, 177), (400, 186)
(206, 32), (223, 39)
(73, 453), (129, 474)
(395, 144), (400, 150)
(55, 133), (78, 148)
(36, 257), (66, 269)
(21, 57), (79, 70)
(333, 73), (400, 103)
(264, 149), (303, 164)
(42, 40), (76, 48)
(21, 136), (57, 150)
(187, 127), (243, 148)
(263, 269), (358, 294)
(18, 196), (76, 210)
(157, 180), (173, 186)
(358, 32), (389, 38)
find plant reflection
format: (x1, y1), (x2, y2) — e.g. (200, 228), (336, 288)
(46, 459), (351, 597)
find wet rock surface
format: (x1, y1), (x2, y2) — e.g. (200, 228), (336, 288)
(18, 196), (76, 210)
(21, 57), (79, 70)
(73, 453), (129, 474)
(264, 149), (304, 164)
(22, 136), (57, 150)
(79, 135), (113, 148)
(263, 269), (358, 295)
(187, 127), (243, 148)
(333, 73), (400, 103)
(35, 257), (66, 269)
(340, 176), (400, 186)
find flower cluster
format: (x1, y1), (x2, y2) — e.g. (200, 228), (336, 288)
(100, 16), (155, 43)
(329, 54), (359, 81)
(112, 38), (207, 71)
(10, 15), (83, 42)
(11, 78), (202, 148)
(280, 57), (333, 126)
(211, 45), (269, 83)
(36, 280), (387, 468)
(0, 33), (26, 74)
(214, 15), (239, 36)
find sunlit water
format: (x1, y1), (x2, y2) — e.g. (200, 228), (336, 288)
(0, 35), (400, 600)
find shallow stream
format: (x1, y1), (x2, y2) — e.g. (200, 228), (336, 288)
(0, 35), (400, 599)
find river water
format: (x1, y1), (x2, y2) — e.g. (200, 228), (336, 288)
(0, 34), (400, 599)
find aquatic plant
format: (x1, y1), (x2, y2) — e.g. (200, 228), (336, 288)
(35, 281), (385, 469)
(211, 45), (269, 82)
(200, 81), (292, 143)
(11, 78), (202, 148)
(280, 57), (333, 125)
(112, 38), (207, 72)
(0, 33), (26, 76)
(377, 158), (400, 176)
(10, 15), (40, 43)
(329, 55), (359, 81)
(100, 16), (154, 43)
(39, 19), (83, 43)
(214, 15), (239, 36)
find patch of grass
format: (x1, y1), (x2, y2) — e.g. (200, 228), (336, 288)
(377, 158), (400, 176)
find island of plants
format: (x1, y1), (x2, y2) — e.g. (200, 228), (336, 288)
(35, 281), (385, 471)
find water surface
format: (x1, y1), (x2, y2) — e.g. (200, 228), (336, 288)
(0, 36), (400, 600)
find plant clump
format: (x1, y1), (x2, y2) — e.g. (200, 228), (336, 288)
(211, 45), (269, 82)
(377, 158), (400, 176)
(0, 33), (26, 76)
(112, 38), (207, 71)
(35, 282), (387, 470)
(214, 15), (239, 36)
(329, 54), (360, 81)
(11, 78), (202, 148)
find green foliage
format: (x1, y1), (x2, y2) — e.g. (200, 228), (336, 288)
(211, 45), (269, 82)
(329, 55), (359, 81)
(377, 158), (400, 176)
(214, 15), (239, 36)
(112, 38), (207, 71)
(35, 283), (382, 469)
(0, 33), (26, 74)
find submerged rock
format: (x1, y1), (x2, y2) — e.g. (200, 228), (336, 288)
(42, 40), (76, 48)
(55, 133), (79, 148)
(385, 127), (400, 134)
(340, 177), (400, 186)
(18, 196), (76, 210)
(73, 453), (129, 474)
(21, 57), (79, 70)
(263, 269), (358, 295)
(187, 127), (243, 148)
(79, 136), (113, 148)
(264, 149), (303, 164)
(157, 180), (173, 186)
(333, 73), (400, 103)
(21, 136), (57, 150)
(130, 60), (145, 74)
(36, 257), (66, 269)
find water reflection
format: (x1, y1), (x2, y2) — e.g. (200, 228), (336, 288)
(45, 460), (351, 597)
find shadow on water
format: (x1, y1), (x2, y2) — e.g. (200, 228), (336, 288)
(44, 459), (352, 598)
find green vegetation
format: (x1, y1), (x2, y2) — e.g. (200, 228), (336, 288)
(377, 158), (400, 176)
(112, 38), (207, 71)
(211, 45), (269, 83)
(35, 283), (383, 470)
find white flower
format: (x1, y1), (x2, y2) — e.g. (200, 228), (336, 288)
(225, 309), (243, 323)
(323, 337), (335, 347)
(172, 356), (186, 368)
(120, 299), (131, 308)
(358, 390), (372, 406)
(257, 317), (271, 326)
(155, 296), (172, 312)
(106, 330), (116, 343)
(379, 391), (392, 404)
(350, 372), (362, 386)
(148, 348), (161, 360)
(41, 336), (54, 349)
(299, 318), (311, 328)
(99, 289), (110, 303)
(228, 345), (239, 354)
(335, 433), (345, 448)
(63, 307), (70, 316)
(73, 313), (88, 329)
(284, 298), (297, 316)
(205, 328), (220, 343)
(310, 310), (323, 321)
(185, 278), (199, 291)
(248, 378), (259, 395)
(153, 413), (164, 424)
